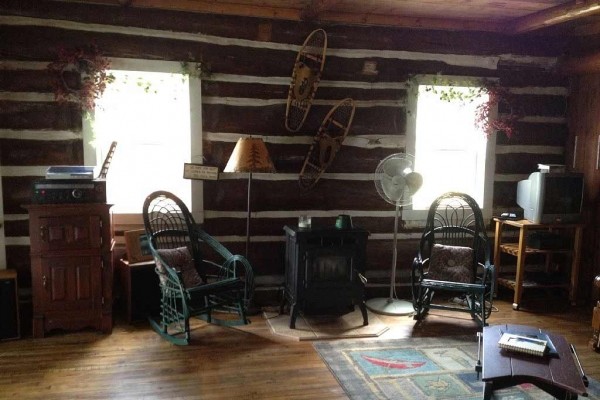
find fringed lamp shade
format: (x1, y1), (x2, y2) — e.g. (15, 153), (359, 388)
(224, 137), (275, 173)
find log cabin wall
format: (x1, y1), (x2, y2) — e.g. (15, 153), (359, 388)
(562, 36), (600, 298)
(567, 74), (600, 298)
(0, 2), (571, 305)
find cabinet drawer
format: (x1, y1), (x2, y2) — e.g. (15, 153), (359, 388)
(34, 215), (102, 252)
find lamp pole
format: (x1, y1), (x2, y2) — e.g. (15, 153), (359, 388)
(245, 171), (252, 258)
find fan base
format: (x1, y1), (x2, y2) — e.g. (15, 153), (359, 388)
(366, 297), (414, 316)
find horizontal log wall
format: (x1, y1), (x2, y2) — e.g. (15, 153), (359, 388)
(0, 2), (571, 300)
(566, 74), (600, 298)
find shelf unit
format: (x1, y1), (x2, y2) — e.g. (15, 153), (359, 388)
(493, 218), (583, 310)
(117, 259), (160, 323)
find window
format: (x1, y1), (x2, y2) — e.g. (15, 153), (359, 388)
(83, 60), (203, 223)
(406, 78), (495, 219)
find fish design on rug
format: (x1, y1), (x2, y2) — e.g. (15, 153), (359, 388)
(361, 355), (426, 369)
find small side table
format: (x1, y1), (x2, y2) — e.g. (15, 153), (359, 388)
(493, 218), (583, 310)
(117, 259), (160, 323)
(0, 269), (20, 340)
(481, 324), (587, 399)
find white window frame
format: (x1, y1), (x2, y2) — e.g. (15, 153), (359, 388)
(404, 75), (496, 223)
(83, 58), (204, 228)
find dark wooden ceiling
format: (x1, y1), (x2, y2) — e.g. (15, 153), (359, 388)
(55, 0), (600, 35)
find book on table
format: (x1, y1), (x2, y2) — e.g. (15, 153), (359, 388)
(498, 332), (554, 357)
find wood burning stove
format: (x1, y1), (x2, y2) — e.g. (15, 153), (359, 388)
(281, 225), (369, 329)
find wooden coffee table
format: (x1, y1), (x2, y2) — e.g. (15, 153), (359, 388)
(480, 324), (587, 399)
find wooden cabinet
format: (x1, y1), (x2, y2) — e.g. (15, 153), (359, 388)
(25, 204), (113, 338)
(567, 75), (600, 296)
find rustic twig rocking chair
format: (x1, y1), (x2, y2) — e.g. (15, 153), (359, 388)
(411, 192), (495, 327)
(142, 190), (254, 345)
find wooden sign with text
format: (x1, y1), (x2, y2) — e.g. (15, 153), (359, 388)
(183, 163), (219, 180)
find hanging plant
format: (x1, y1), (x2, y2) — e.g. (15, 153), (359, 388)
(47, 43), (114, 112)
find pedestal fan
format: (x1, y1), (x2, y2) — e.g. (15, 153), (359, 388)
(366, 153), (423, 316)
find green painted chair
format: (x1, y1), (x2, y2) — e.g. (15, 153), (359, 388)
(142, 190), (254, 345)
(411, 192), (495, 327)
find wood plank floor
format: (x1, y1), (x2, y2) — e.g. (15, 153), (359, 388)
(1, 293), (598, 399)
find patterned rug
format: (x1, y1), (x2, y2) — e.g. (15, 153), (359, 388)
(314, 336), (600, 399)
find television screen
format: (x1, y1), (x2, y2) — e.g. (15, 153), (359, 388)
(543, 175), (583, 215)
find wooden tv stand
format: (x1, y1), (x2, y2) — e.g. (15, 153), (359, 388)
(493, 218), (583, 310)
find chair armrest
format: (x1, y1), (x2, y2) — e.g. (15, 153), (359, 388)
(412, 256), (430, 274)
(195, 226), (234, 260)
(479, 262), (494, 279)
(151, 253), (187, 293)
(186, 277), (244, 296)
(412, 256), (422, 272)
(412, 256), (428, 283)
(193, 225), (255, 304)
(475, 261), (496, 295)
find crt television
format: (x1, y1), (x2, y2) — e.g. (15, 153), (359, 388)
(516, 171), (584, 224)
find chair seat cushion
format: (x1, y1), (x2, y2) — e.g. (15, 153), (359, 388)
(427, 244), (473, 283)
(156, 247), (203, 288)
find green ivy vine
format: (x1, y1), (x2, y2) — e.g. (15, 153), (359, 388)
(408, 74), (522, 138)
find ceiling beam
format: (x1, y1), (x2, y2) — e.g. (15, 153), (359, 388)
(510, 0), (600, 34)
(568, 19), (600, 36)
(54, 0), (303, 21)
(316, 11), (505, 32)
(53, 0), (505, 32)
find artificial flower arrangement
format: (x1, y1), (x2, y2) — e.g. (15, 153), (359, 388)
(47, 43), (114, 112)
(474, 84), (521, 138)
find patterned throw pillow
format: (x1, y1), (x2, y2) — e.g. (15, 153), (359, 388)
(427, 244), (474, 283)
(155, 247), (203, 288)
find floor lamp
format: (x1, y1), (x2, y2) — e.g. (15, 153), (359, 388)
(224, 137), (275, 258)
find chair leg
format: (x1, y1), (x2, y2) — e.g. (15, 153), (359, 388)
(148, 315), (190, 346)
(413, 286), (431, 320)
(184, 318), (191, 342)
(412, 285), (422, 320)
(239, 299), (248, 324)
(359, 301), (368, 326)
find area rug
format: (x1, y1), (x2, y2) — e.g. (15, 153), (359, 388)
(314, 336), (600, 399)
(264, 309), (389, 341)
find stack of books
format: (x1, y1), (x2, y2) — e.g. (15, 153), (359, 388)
(498, 332), (556, 357)
(537, 163), (566, 173)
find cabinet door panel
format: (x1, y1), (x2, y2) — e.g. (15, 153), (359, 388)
(49, 265), (67, 301)
(42, 256), (101, 312)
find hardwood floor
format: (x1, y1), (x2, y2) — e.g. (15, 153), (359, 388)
(0, 293), (598, 399)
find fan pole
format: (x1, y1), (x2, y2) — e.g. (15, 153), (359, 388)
(366, 202), (414, 316)
(389, 202), (400, 299)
